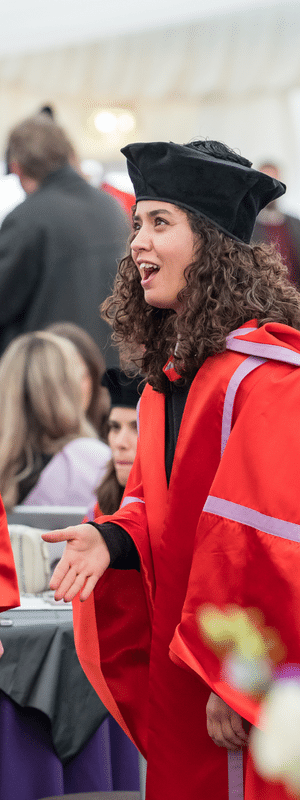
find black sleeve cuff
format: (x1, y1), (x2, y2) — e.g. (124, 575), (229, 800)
(89, 521), (140, 571)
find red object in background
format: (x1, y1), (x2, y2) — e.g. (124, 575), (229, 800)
(102, 181), (135, 221)
(0, 494), (20, 612)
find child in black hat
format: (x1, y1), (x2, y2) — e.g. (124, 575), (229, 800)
(44, 138), (300, 800)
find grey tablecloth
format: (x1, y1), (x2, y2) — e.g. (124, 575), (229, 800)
(40, 794), (141, 799)
(0, 607), (108, 762)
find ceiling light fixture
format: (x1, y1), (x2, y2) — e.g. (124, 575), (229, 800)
(94, 109), (136, 135)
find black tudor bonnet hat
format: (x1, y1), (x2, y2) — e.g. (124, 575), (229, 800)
(102, 368), (141, 409)
(121, 139), (286, 244)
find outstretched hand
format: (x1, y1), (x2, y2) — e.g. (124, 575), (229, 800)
(42, 524), (110, 602)
(206, 691), (249, 750)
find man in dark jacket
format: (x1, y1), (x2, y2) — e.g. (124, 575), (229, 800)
(0, 115), (129, 365)
(252, 161), (300, 289)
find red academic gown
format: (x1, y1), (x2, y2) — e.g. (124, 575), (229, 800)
(73, 320), (300, 800)
(0, 494), (20, 611)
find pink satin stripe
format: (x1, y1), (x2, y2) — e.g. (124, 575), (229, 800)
(228, 749), (244, 800)
(227, 337), (300, 366)
(120, 496), (145, 508)
(136, 397), (141, 437)
(226, 327), (257, 340)
(204, 496), (300, 543)
(221, 356), (266, 457)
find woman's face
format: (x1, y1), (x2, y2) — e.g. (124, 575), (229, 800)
(108, 406), (138, 487)
(131, 200), (196, 311)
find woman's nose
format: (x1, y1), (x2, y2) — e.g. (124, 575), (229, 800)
(131, 227), (152, 254)
(115, 429), (129, 447)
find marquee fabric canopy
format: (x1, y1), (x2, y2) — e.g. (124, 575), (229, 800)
(0, 0), (283, 58)
(1, 0), (300, 210)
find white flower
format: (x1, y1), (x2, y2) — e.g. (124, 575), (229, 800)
(222, 653), (272, 696)
(250, 680), (300, 795)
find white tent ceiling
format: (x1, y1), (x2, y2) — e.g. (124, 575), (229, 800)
(1, 0), (300, 209)
(0, 0), (285, 57)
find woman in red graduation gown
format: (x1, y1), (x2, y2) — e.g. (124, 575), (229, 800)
(43, 139), (300, 799)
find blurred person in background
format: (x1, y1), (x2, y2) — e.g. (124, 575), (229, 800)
(88, 367), (140, 520)
(0, 106), (53, 228)
(47, 321), (111, 440)
(0, 331), (110, 510)
(0, 114), (129, 365)
(252, 161), (300, 288)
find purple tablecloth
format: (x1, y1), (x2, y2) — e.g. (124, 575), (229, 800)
(0, 691), (140, 800)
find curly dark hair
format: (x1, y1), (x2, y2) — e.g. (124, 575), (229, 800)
(101, 212), (300, 393)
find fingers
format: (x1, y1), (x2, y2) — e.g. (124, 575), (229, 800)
(209, 717), (247, 750)
(207, 716), (240, 749)
(47, 525), (110, 602)
(0, 640), (4, 658)
(51, 565), (79, 600)
(79, 573), (100, 602)
(206, 691), (249, 750)
(221, 712), (248, 749)
(53, 567), (102, 603)
(207, 718), (245, 750)
(42, 528), (75, 543)
(231, 712), (249, 745)
(49, 553), (72, 590)
(53, 567), (87, 603)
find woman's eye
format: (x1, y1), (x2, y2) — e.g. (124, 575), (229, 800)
(154, 217), (167, 227)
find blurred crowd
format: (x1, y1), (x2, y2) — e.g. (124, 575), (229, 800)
(0, 107), (140, 526)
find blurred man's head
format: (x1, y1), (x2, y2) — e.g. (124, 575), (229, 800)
(258, 162), (282, 212)
(259, 162), (281, 182)
(7, 115), (75, 193)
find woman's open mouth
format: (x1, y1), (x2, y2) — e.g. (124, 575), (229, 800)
(140, 263), (160, 287)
